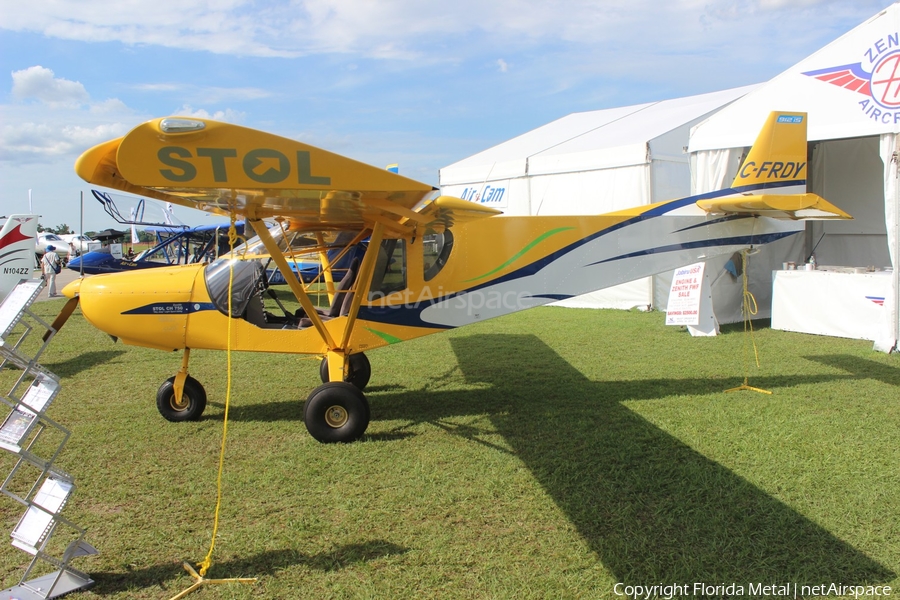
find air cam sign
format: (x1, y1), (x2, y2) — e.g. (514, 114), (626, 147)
(458, 184), (507, 208)
(157, 147), (332, 185)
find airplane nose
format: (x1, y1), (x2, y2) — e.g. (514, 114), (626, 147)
(62, 278), (82, 299)
(75, 266), (203, 351)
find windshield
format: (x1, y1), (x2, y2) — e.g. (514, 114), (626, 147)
(204, 224), (362, 315)
(204, 224), (289, 317)
(205, 258), (266, 317)
(423, 229), (453, 281)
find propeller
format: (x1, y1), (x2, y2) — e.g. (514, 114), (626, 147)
(43, 295), (80, 342)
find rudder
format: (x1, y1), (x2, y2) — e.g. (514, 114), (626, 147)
(0, 214), (39, 300)
(731, 112), (808, 191)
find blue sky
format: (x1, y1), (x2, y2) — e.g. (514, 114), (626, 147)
(0, 0), (892, 231)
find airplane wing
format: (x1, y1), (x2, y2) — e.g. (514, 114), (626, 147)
(696, 193), (852, 220)
(75, 117), (499, 236)
(413, 195), (501, 231)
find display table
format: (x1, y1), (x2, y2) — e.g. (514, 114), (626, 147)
(771, 268), (891, 340)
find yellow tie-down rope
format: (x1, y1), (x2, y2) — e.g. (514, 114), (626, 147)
(725, 248), (772, 395)
(169, 210), (257, 599)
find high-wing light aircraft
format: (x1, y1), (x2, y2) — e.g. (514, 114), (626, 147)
(61, 112), (850, 443)
(1, 214), (39, 302)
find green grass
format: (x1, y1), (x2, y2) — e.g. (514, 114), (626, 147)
(1, 301), (898, 599)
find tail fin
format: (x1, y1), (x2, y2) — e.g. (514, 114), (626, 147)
(731, 112), (808, 191)
(696, 112), (850, 220)
(0, 215), (39, 301)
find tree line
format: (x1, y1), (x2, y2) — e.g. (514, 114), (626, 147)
(38, 223), (156, 242)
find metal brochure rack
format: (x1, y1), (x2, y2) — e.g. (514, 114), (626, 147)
(0, 280), (97, 599)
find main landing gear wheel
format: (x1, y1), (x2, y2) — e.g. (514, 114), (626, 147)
(156, 375), (207, 422)
(319, 352), (371, 390)
(304, 382), (370, 443)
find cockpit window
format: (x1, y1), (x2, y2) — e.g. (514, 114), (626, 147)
(423, 229), (453, 282)
(369, 239), (406, 299)
(203, 224), (293, 318)
(203, 224), (364, 318)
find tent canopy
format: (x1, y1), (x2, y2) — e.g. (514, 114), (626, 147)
(441, 86), (757, 187)
(690, 4), (900, 151)
(438, 86), (756, 309)
(91, 229), (127, 241)
(686, 2), (900, 351)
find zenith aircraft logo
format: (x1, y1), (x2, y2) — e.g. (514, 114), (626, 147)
(802, 33), (900, 124)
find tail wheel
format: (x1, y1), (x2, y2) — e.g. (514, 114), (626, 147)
(304, 382), (370, 443)
(156, 375), (207, 422)
(319, 352), (371, 390)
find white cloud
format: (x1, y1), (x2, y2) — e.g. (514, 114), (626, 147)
(1, 0), (884, 61)
(3, 66), (144, 165)
(1, 66), (251, 165)
(172, 104), (245, 123)
(11, 66), (89, 107)
(131, 83), (271, 104)
(497, 59), (509, 73)
(89, 98), (131, 114)
(0, 119), (131, 162)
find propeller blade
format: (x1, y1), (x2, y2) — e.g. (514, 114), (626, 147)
(43, 296), (80, 342)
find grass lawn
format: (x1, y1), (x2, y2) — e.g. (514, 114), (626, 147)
(1, 300), (898, 599)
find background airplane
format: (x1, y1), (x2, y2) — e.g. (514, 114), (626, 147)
(0, 214), (39, 302)
(68, 220), (246, 275)
(60, 112), (850, 443)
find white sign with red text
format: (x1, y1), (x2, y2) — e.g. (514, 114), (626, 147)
(666, 262), (706, 326)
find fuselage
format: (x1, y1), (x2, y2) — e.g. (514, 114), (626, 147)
(66, 188), (802, 356)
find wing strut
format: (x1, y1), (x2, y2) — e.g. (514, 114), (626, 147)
(314, 232), (336, 303)
(325, 222), (384, 383)
(247, 217), (336, 349)
(339, 222), (384, 351)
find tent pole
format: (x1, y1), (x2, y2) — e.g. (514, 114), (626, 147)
(892, 149), (900, 351)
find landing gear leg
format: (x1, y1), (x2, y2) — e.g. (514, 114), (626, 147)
(319, 352), (371, 390)
(156, 348), (207, 422)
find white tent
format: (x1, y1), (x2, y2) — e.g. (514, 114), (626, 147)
(439, 86), (756, 309)
(689, 3), (900, 352)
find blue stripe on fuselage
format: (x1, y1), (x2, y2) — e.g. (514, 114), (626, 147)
(359, 183), (802, 329)
(122, 302), (217, 315)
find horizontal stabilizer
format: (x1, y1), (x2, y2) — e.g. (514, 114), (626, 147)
(696, 193), (852, 220)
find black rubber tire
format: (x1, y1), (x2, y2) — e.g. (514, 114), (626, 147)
(156, 375), (207, 422)
(319, 353), (371, 390)
(303, 382), (370, 443)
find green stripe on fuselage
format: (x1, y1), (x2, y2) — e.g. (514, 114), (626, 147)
(464, 227), (575, 283)
(365, 326), (403, 345)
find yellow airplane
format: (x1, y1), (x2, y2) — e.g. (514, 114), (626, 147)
(61, 111), (850, 443)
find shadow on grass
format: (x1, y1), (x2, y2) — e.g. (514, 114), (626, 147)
(717, 318), (772, 335)
(805, 354), (900, 387)
(369, 334), (893, 587)
(89, 540), (407, 595)
(42, 350), (127, 378)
